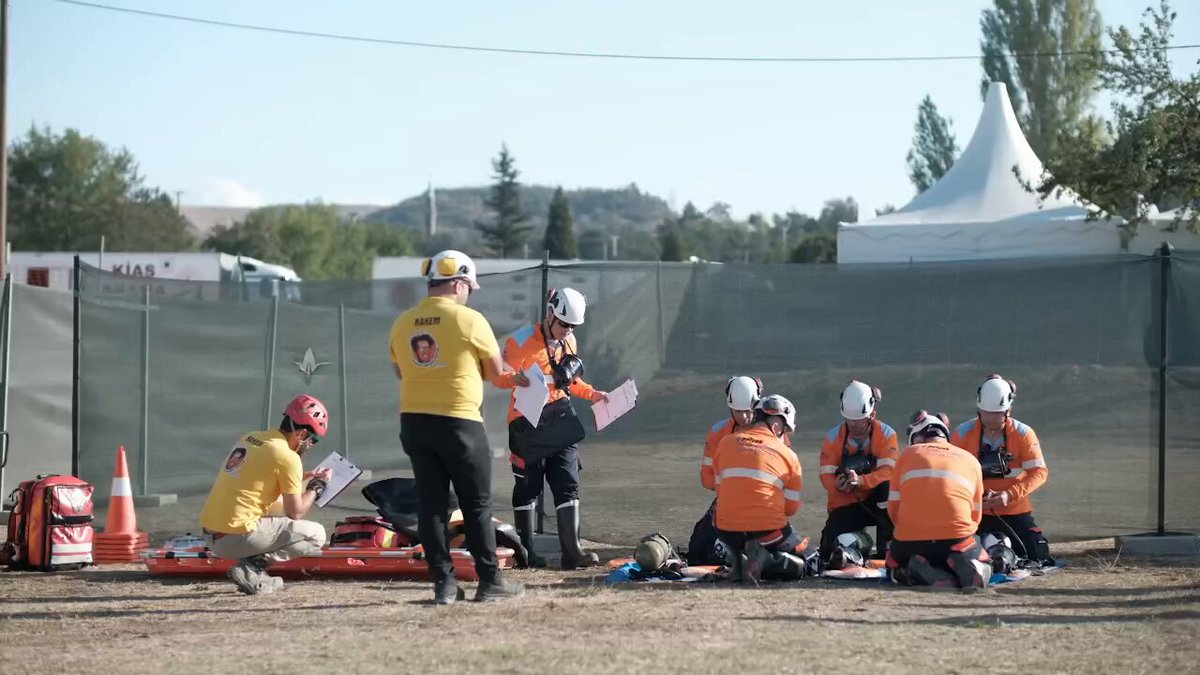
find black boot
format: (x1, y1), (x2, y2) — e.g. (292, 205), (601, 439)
(433, 577), (466, 605)
(557, 501), (600, 570)
(474, 573), (526, 602)
(514, 507), (547, 569)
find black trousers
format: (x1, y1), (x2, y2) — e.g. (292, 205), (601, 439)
(716, 523), (803, 554)
(818, 482), (894, 560)
(510, 421), (582, 508)
(400, 413), (498, 584)
(888, 536), (982, 571)
(979, 512), (1050, 562)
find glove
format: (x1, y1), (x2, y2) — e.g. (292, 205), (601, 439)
(306, 477), (328, 498)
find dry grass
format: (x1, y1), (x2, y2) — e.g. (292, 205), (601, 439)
(2, 540), (1198, 674)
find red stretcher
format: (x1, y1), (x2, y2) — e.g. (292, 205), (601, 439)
(142, 545), (515, 581)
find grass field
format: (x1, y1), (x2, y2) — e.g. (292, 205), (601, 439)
(1, 539), (1197, 674)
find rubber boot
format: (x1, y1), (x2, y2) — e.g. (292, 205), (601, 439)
(557, 501), (600, 569)
(514, 507), (547, 569)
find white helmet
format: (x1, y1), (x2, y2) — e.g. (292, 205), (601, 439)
(547, 288), (587, 325)
(725, 376), (763, 411)
(756, 394), (796, 434)
(422, 250), (480, 290)
(906, 410), (950, 445)
(977, 374), (1017, 413)
(840, 380), (881, 420)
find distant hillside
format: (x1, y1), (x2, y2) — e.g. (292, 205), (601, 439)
(368, 184), (672, 236)
(182, 204), (385, 238)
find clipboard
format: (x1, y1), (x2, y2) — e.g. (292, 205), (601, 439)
(312, 451), (363, 508)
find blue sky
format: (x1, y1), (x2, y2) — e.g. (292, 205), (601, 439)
(11, 0), (1200, 218)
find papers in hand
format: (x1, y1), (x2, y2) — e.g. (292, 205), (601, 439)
(514, 365), (550, 427)
(593, 379), (637, 432)
(313, 451), (363, 508)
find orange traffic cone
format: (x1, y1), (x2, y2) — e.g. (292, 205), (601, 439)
(93, 446), (151, 564)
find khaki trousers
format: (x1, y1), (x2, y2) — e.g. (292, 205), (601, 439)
(211, 517), (326, 563)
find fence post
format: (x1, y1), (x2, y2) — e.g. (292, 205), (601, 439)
(339, 300), (351, 459)
(536, 250), (549, 534)
(1156, 241), (1172, 535)
(72, 255), (81, 478)
(0, 273), (12, 496)
(139, 285), (151, 495)
(656, 260), (665, 363)
(262, 294), (279, 429)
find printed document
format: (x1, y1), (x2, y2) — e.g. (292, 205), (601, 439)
(313, 451), (363, 508)
(593, 379), (637, 431)
(514, 365), (550, 427)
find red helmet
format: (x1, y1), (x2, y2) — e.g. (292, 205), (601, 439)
(284, 394), (329, 437)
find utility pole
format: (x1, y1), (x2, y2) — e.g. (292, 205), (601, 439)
(0, 0), (9, 281)
(174, 190), (183, 216)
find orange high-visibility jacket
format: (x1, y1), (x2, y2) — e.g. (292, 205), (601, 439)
(493, 324), (601, 424)
(888, 440), (983, 542)
(713, 425), (802, 532)
(701, 417), (791, 491)
(818, 419), (899, 512)
(950, 417), (1047, 516)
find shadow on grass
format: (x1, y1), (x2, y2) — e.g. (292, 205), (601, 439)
(1, 602), (392, 621)
(740, 610), (1200, 626)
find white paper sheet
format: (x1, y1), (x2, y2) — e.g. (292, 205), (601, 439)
(514, 365), (550, 427)
(313, 451), (363, 508)
(593, 379), (637, 431)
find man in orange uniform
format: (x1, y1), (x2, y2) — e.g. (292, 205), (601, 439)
(712, 394), (818, 582)
(818, 380), (898, 569)
(493, 287), (608, 570)
(950, 374), (1052, 565)
(887, 410), (990, 589)
(687, 376), (767, 565)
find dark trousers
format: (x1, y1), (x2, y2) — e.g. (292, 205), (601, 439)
(888, 536), (982, 571)
(716, 523), (802, 554)
(818, 483), (894, 560)
(979, 512), (1050, 562)
(400, 413), (498, 584)
(510, 424), (582, 508)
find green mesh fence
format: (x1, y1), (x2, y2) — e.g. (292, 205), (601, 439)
(75, 252), (1199, 546)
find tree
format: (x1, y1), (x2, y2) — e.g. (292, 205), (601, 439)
(906, 96), (959, 193)
(817, 197), (859, 233)
(478, 144), (531, 258)
(203, 203), (413, 279)
(658, 217), (687, 261)
(7, 126), (195, 251)
(875, 204), (899, 216)
(1031, 1), (1200, 242)
(790, 233), (837, 263)
(980, 0), (1104, 161)
(543, 186), (578, 259)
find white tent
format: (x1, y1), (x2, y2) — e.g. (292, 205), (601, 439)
(839, 82), (1122, 264)
(1127, 207), (1200, 254)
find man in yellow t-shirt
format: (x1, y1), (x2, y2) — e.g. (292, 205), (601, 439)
(389, 249), (524, 605)
(200, 394), (333, 595)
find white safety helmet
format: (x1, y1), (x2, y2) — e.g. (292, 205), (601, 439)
(725, 376), (764, 412)
(756, 394), (797, 434)
(422, 250), (480, 290)
(906, 410), (950, 445)
(547, 287), (587, 325)
(977, 374), (1017, 413)
(840, 380), (881, 421)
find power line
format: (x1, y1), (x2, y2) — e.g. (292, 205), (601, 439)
(54, 0), (1200, 64)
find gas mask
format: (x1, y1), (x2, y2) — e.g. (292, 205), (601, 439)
(837, 453), (876, 477)
(979, 445), (1013, 478)
(550, 353), (585, 390)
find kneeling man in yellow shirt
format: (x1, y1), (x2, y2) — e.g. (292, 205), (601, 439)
(200, 394), (333, 595)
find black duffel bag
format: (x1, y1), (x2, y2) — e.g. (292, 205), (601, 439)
(509, 397), (586, 463)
